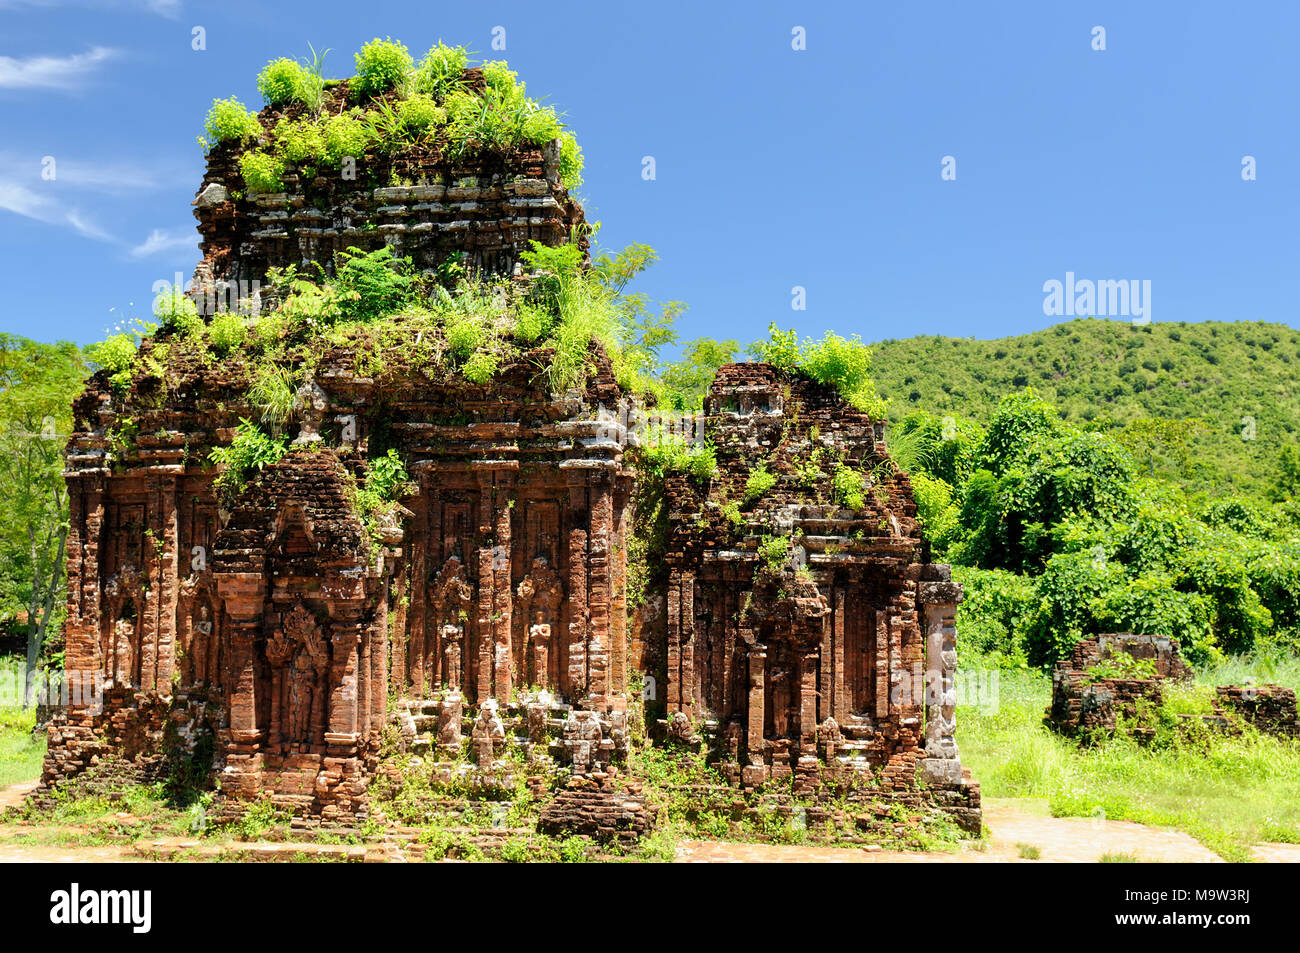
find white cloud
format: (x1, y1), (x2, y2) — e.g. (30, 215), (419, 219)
(0, 178), (112, 240)
(0, 46), (118, 90)
(0, 152), (190, 192)
(0, 0), (179, 17)
(129, 228), (196, 258)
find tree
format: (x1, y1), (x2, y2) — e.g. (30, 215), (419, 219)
(1115, 416), (1209, 483)
(1277, 444), (1300, 502)
(660, 337), (739, 411)
(0, 335), (87, 705)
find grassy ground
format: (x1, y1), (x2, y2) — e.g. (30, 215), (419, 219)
(0, 655), (48, 789)
(957, 659), (1300, 861)
(0, 707), (45, 790)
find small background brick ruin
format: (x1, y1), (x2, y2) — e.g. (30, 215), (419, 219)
(1047, 632), (1299, 743)
(37, 71), (981, 838)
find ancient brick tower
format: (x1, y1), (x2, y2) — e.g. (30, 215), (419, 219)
(42, 61), (979, 831)
(45, 68), (634, 818)
(655, 364), (979, 827)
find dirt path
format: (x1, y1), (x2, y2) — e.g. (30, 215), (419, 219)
(676, 799), (1273, 863)
(0, 780), (38, 811)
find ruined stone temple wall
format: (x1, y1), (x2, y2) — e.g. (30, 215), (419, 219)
(658, 363), (978, 825)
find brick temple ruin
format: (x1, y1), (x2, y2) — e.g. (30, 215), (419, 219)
(38, 67), (981, 834)
(654, 364), (977, 825)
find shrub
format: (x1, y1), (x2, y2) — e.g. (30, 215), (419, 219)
(462, 349), (500, 384)
(414, 42), (468, 97)
(513, 303), (554, 345)
(749, 323), (800, 373)
(757, 534), (792, 573)
(641, 439), (717, 485)
(200, 96), (261, 151)
(321, 112), (373, 164)
(256, 57), (310, 106)
(274, 117), (326, 164)
(744, 466), (777, 504)
(153, 290), (202, 337)
(209, 419), (288, 503)
(832, 465), (866, 510)
(799, 331), (886, 417)
(556, 131), (584, 192)
(86, 333), (138, 391)
(333, 246), (416, 320)
(444, 311), (488, 359)
(207, 311), (246, 354)
(238, 150), (285, 193)
(248, 365), (296, 434)
(482, 60), (519, 96)
(352, 37), (413, 97)
(398, 95), (445, 132)
(910, 470), (959, 548)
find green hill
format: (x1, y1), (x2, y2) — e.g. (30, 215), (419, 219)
(870, 318), (1300, 497)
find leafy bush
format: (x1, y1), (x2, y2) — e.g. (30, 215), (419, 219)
(952, 566), (1036, 667)
(274, 117), (326, 163)
(86, 333), (138, 391)
(462, 348), (500, 384)
(321, 112), (373, 164)
(757, 534), (792, 573)
(641, 439), (717, 485)
(414, 42), (468, 97)
(832, 465), (866, 510)
(248, 365), (296, 434)
(556, 132), (584, 192)
(333, 246), (416, 320)
(209, 419), (288, 503)
(395, 95), (445, 134)
(153, 290), (202, 337)
(744, 466), (777, 504)
(207, 312), (246, 355)
(238, 150), (285, 193)
(256, 57), (310, 106)
(748, 324), (886, 416)
(354, 449), (411, 545)
(799, 332), (886, 416)
(200, 96), (261, 151)
(352, 37), (413, 97)
(910, 470), (959, 546)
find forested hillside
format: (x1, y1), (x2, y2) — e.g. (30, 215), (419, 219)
(872, 319), (1300, 496)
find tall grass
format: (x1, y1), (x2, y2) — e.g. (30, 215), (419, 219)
(957, 667), (1300, 860)
(0, 656), (46, 788)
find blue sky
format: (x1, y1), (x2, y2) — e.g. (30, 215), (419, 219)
(0, 0), (1296, 349)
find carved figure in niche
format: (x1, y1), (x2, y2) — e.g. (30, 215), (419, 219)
(111, 612), (136, 689)
(516, 555), (561, 689)
(526, 701), (549, 748)
(767, 661), (793, 738)
(441, 621), (464, 690)
(266, 603), (330, 749)
(471, 699), (506, 767)
(430, 556), (473, 691)
(190, 602), (213, 685)
(529, 608), (551, 688)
